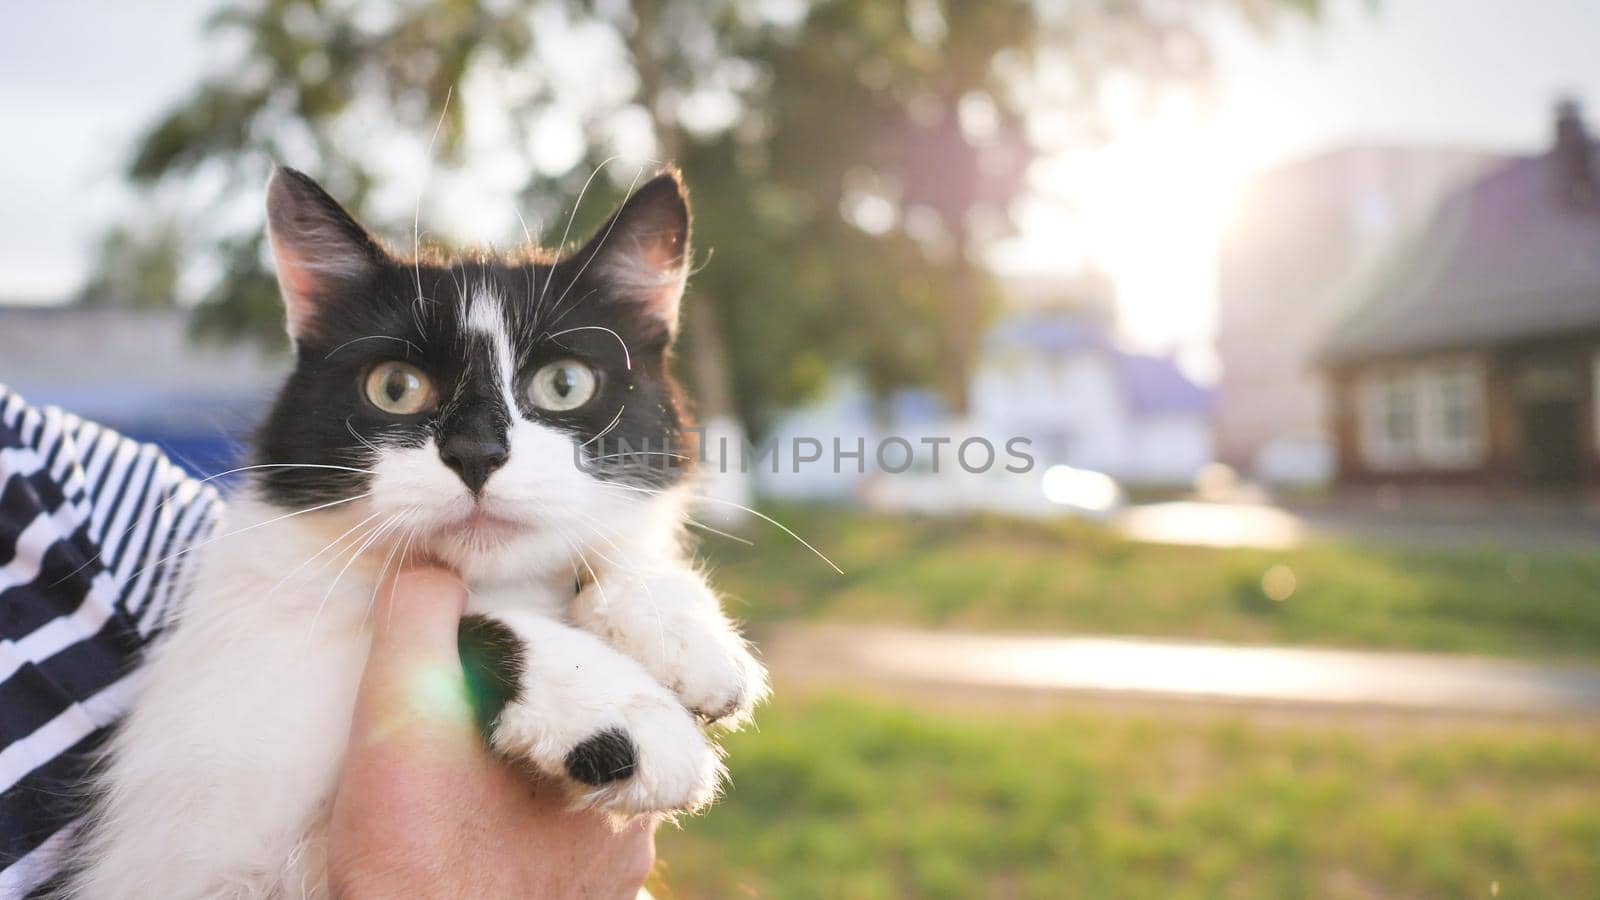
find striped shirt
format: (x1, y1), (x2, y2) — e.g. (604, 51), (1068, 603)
(0, 386), (221, 896)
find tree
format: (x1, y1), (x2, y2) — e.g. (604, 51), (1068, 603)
(102, 0), (1321, 431)
(77, 221), (186, 309)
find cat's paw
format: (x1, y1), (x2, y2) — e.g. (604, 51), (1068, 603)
(663, 626), (769, 725)
(575, 572), (770, 725)
(494, 675), (723, 816)
(564, 700), (725, 816)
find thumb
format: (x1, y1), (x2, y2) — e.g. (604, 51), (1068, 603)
(349, 563), (477, 754)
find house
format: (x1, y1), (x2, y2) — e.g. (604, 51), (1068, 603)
(1318, 100), (1600, 489)
(1215, 145), (1503, 484)
(756, 307), (1215, 501)
(970, 312), (1213, 485)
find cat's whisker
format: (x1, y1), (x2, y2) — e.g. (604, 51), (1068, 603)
(683, 516), (754, 546)
(381, 525), (422, 635)
(301, 510), (407, 655)
(193, 507), (390, 639)
(541, 288), (599, 333)
(541, 514), (611, 599)
(47, 462), (375, 590)
(543, 510), (669, 658)
(261, 509), (388, 603)
(581, 450), (692, 463)
(411, 283), (430, 336)
(210, 509), (392, 658)
(538, 155), (624, 315)
(414, 86), (453, 312)
(324, 335), (424, 361)
(561, 508), (647, 576)
(206, 462), (374, 480)
(686, 496), (843, 574)
(563, 547), (585, 597)
(552, 520), (670, 665)
(362, 509), (420, 631)
(547, 325), (633, 371)
(125, 492), (373, 586)
(511, 205), (543, 331)
(447, 266), (469, 332)
(345, 418), (386, 455)
(589, 482), (844, 575)
(376, 522), (421, 622)
(547, 164), (648, 323)
(328, 438), (397, 461)
(580, 406), (627, 448)
(557, 503), (630, 546)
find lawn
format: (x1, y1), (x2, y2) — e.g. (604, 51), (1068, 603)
(702, 505), (1600, 661)
(655, 694), (1600, 899)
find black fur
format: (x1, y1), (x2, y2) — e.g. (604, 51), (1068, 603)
(457, 614), (525, 734)
(254, 166), (693, 509)
(563, 729), (638, 785)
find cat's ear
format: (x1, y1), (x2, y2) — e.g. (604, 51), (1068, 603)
(574, 169), (691, 336)
(265, 166), (387, 343)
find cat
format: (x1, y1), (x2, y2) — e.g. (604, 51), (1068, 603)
(64, 166), (767, 898)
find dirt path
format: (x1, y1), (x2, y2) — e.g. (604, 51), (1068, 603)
(757, 624), (1600, 721)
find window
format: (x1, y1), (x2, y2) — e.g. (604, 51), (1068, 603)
(1360, 359), (1486, 470)
(1418, 363), (1486, 467)
(1361, 370), (1418, 468)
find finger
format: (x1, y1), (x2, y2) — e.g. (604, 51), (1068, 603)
(350, 563), (477, 752)
(371, 563), (466, 664)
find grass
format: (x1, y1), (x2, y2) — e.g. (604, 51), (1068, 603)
(702, 505), (1600, 661)
(655, 694), (1600, 899)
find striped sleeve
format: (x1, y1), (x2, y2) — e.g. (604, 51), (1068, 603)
(0, 385), (222, 896)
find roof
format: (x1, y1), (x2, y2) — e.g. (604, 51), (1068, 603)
(985, 310), (1213, 416)
(1320, 144), (1600, 363)
(887, 388), (947, 425)
(1114, 352), (1214, 415)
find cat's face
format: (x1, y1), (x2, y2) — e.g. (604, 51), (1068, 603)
(254, 167), (693, 579)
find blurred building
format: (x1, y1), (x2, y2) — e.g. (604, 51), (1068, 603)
(972, 311), (1213, 485)
(1319, 100), (1600, 489)
(758, 307), (1214, 503)
(0, 306), (284, 477)
(1216, 146), (1503, 484)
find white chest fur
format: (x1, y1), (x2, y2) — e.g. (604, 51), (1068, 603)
(66, 497), (571, 898)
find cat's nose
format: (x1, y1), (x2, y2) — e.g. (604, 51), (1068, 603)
(439, 435), (509, 494)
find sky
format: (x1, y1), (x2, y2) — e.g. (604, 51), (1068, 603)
(0, 0), (215, 299)
(3, 0), (1600, 369)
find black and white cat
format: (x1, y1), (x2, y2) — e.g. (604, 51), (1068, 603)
(66, 167), (766, 898)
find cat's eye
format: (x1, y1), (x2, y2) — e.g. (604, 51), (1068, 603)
(363, 362), (437, 416)
(526, 359), (598, 412)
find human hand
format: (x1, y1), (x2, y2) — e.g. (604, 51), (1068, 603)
(327, 564), (655, 899)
